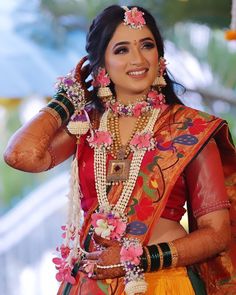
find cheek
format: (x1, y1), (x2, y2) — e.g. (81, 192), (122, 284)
(150, 51), (159, 66)
(105, 58), (125, 79)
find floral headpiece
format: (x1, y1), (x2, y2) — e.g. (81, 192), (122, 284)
(122, 6), (146, 29)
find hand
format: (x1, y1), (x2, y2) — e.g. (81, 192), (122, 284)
(81, 234), (125, 280)
(74, 56), (93, 102)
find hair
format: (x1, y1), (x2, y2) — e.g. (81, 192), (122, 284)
(85, 5), (184, 107)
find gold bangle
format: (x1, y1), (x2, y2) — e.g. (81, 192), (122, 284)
(39, 107), (62, 128)
(51, 99), (70, 121)
(168, 242), (178, 268)
(143, 246), (151, 272)
(156, 244), (164, 270)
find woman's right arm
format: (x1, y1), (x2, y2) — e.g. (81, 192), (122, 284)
(3, 111), (76, 172)
(4, 56), (91, 172)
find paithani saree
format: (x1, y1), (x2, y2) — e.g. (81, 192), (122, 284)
(58, 104), (236, 295)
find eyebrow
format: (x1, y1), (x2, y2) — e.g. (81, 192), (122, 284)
(113, 37), (155, 49)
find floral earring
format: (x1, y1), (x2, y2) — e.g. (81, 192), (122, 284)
(152, 57), (167, 88)
(92, 67), (112, 101)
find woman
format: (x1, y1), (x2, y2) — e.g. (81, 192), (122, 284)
(4, 5), (236, 295)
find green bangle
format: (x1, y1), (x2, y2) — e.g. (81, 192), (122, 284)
(47, 101), (68, 122)
(140, 249), (148, 272)
(158, 243), (172, 268)
(147, 245), (160, 271)
(53, 92), (75, 115)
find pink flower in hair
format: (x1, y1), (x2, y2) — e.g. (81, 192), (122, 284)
(123, 7), (146, 29)
(92, 67), (110, 87)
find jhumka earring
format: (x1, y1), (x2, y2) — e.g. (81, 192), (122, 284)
(92, 67), (112, 101)
(152, 57), (167, 88)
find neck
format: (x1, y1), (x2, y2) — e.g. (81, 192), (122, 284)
(116, 89), (150, 105)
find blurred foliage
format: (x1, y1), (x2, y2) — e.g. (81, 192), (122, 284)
(137, 0), (231, 29)
(38, 0), (231, 29)
(167, 24), (236, 89)
(15, 0), (232, 47)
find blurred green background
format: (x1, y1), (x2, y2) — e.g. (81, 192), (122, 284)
(1, 0), (236, 215)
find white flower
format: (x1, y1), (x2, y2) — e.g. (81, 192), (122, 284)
(94, 219), (114, 239)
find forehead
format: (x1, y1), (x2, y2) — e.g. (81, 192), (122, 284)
(108, 23), (155, 46)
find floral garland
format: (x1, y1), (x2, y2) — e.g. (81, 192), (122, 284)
(121, 238), (147, 295)
(91, 210), (127, 241)
(106, 89), (165, 117)
(87, 107), (160, 294)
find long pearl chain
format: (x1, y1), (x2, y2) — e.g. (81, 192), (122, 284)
(94, 108), (160, 214)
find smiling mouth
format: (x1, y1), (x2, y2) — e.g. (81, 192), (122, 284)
(127, 69), (148, 77)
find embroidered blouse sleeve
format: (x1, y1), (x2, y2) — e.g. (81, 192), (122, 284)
(185, 138), (230, 218)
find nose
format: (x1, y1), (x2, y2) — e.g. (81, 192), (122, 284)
(130, 47), (145, 66)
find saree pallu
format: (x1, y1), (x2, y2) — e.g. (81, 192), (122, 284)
(57, 104), (236, 295)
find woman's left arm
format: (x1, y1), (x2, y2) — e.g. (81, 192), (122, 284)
(174, 138), (231, 266)
(174, 209), (230, 266)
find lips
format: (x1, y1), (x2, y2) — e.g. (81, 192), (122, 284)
(127, 68), (148, 77)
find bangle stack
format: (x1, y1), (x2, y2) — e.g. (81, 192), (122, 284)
(140, 242), (178, 273)
(40, 68), (90, 135)
(40, 91), (75, 127)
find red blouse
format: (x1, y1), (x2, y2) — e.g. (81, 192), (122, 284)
(78, 137), (230, 222)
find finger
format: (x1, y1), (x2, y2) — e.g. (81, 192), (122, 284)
(85, 80), (92, 89)
(80, 65), (91, 81)
(75, 56), (88, 80)
(80, 63), (90, 74)
(93, 233), (120, 247)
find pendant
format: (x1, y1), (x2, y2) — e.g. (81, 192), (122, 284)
(107, 147), (130, 183)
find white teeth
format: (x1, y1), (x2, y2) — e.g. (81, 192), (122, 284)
(128, 70), (146, 76)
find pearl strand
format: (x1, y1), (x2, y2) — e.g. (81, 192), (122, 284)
(94, 108), (160, 215)
(94, 111), (111, 210)
(114, 108), (160, 213)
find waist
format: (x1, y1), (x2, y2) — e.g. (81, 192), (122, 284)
(148, 217), (187, 244)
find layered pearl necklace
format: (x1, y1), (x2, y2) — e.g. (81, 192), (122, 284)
(94, 108), (160, 215)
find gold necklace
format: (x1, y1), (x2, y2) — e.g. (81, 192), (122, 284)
(106, 113), (150, 184)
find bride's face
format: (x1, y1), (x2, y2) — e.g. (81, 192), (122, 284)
(105, 23), (159, 100)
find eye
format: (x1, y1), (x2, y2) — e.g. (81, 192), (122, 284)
(114, 46), (129, 55)
(141, 42), (155, 49)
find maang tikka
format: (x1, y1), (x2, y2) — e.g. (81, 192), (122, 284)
(152, 57), (167, 88)
(92, 67), (112, 100)
(122, 6), (146, 30)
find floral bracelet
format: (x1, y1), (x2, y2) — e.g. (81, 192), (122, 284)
(120, 238), (147, 295)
